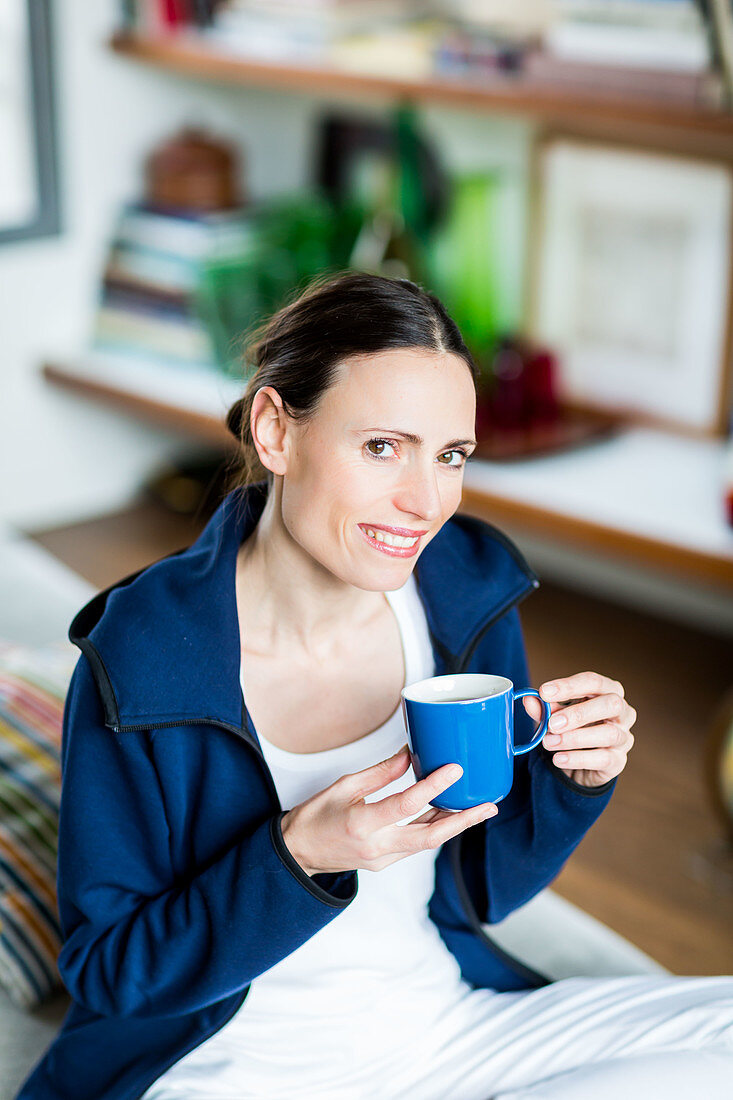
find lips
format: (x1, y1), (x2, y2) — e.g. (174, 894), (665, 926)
(358, 524), (424, 558)
(361, 524), (428, 537)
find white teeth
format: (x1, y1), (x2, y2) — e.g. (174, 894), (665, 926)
(364, 527), (419, 548)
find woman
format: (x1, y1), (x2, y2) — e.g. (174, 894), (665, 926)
(19, 273), (732, 1100)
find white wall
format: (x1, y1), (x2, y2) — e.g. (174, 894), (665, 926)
(0, 0), (532, 531)
(0, 0), (321, 530)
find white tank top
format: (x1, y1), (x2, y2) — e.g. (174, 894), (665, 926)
(142, 574), (474, 1099)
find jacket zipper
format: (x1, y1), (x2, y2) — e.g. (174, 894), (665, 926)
(447, 579), (550, 989)
(448, 837), (549, 988)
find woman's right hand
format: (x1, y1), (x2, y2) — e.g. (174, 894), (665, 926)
(279, 745), (498, 876)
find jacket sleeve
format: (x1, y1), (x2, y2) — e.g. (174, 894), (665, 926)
(475, 607), (616, 924)
(55, 655), (357, 1020)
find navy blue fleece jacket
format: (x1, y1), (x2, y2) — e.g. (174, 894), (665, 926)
(18, 483), (615, 1099)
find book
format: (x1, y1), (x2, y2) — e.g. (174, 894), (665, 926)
(92, 302), (214, 366)
(90, 202), (259, 368)
(203, 0), (419, 61)
(105, 242), (202, 295)
(543, 0), (711, 70)
(111, 202), (257, 263)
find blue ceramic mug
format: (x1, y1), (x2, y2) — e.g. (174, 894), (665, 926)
(400, 673), (551, 811)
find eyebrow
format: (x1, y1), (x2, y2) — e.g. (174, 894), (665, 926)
(355, 428), (477, 449)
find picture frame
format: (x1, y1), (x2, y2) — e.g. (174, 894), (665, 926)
(527, 137), (733, 437)
(0, 0), (60, 245)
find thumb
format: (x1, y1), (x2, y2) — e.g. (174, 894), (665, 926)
(344, 744), (411, 800)
(522, 695), (559, 721)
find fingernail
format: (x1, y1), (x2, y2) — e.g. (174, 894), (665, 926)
(544, 733), (561, 746)
(555, 754), (569, 764)
(542, 682), (558, 697)
(448, 764), (463, 780)
(549, 714), (566, 731)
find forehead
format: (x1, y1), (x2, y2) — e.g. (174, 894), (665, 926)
(324, 348), (475, 411)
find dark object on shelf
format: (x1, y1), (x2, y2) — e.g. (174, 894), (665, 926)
(474, 336), (617, 460)
(473, 408), (619, 462)
(339, 105), (441, 284)
(143, 452), (233, 519)
(477, 336), (561, 433)
(316, 111), (450, 239)
(524, 349), (561, 427)
(434, 27), (528, 79)
(144, 127), (243, 212)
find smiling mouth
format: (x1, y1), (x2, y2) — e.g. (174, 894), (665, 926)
(358, 525), (423, 555)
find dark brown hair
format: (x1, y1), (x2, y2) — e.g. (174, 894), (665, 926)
(224, 270), (478, 493)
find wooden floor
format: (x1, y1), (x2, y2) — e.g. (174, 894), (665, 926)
(27, 493), (733, 976)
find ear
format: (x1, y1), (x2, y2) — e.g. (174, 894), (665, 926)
(250, 386), (292, 477)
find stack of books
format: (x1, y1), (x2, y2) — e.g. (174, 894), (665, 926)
(524, 0), (722, 102)
(117, 1), (730, 104)
(91, 202), (256, 370)
(203, 0), (420, 63)
(542, 0), (710, 71)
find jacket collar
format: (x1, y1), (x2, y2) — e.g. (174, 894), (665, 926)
(70, 482), (537, 733)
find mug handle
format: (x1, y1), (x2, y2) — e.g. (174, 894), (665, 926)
(512, 689), (551, 756)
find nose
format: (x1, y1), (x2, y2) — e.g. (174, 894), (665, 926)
(393, 460), (443, 524)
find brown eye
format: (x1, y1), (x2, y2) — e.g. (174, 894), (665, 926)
(438, 451), (465, 467)
(366, 439), (396, 459)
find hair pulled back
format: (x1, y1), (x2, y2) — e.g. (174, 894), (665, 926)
(224, 270), (478, 493)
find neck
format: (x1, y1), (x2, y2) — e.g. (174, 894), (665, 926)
(236, 479), (386, 661)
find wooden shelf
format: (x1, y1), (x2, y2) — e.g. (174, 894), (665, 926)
(43, 356), (733, 593)
(109, 31), (733, 142)
(461, 487), (733, 590)
(461, 430), (733, 591)
(42, 356), (239, 450)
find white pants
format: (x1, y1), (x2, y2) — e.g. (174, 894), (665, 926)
(389, 975), (733, 1099)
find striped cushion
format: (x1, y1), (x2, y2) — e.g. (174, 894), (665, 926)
(0, 641), (78, 1009)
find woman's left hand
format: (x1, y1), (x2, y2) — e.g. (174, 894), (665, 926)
(523, 671), (637, 788)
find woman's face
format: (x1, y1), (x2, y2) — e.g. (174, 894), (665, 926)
(280, 347), (477, 591)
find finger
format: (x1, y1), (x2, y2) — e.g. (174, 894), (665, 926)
(373, 761), (464, 825)
(417, 800), (498, 850)
(343, 745), (412, 800)
(546, 692), (627, 732)
(410, 806), (450, 826)
(548, 746), (625, 772)
(540, 673), (625, 703)
(394, 800), (498, 853)
(543, 720), (629, 751)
